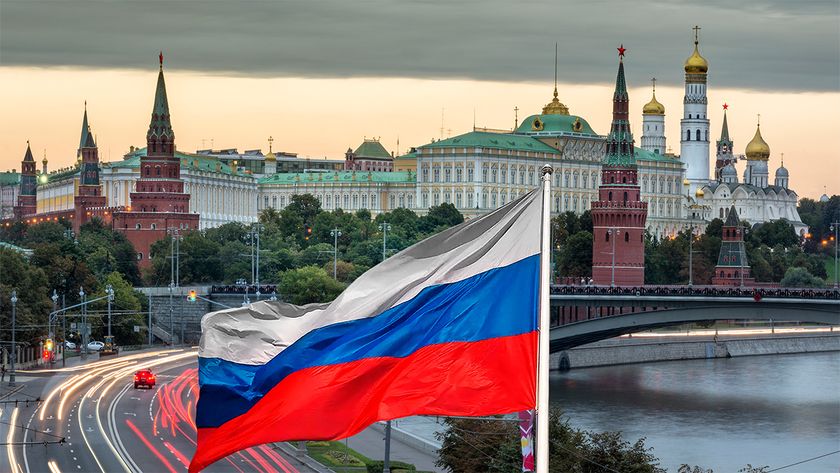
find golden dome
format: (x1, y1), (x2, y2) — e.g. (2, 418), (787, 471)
(643, 92), (665, 115)
(684, 44), (708, 74)
(542, 87), (570, 116)
(683, 178), (690, 186)
(745, 124), (770, 160)
(695, 188), (705, 198)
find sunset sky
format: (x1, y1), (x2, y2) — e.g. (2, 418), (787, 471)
(1, 0), (837, 199)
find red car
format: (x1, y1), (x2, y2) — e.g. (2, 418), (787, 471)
(134, 369), (156, 389)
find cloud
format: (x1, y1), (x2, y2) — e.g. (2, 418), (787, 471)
(1, 0), (837, 92)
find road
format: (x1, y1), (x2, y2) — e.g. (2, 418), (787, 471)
(0, 348), (309, 473)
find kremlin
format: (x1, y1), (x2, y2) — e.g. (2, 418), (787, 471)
(0, 27), (809, 274)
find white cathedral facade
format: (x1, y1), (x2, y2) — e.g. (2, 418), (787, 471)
(639, 30), (807, 236)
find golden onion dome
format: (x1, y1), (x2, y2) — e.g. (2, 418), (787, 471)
(683, 178), (691, 186)
(695, 188), (705, 198)
(745, 124), (771, 160)
(643, 92), (665, 115)
(684, 43), (708, 74)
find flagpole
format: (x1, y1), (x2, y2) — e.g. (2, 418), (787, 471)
(537, 164), (553, 473)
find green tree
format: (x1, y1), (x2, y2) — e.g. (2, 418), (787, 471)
(780, 267), (825, 288)
(277, 266), (345, 305)
(421, 203), (463, 233)
(90, 272), (145, 345)
(557, 231), (593, 277)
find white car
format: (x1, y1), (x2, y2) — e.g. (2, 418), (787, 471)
(64, 341), (77, 350)
(86, 341), (105, 352)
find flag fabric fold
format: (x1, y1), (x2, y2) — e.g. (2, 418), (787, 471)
(190, 189), (543, 472)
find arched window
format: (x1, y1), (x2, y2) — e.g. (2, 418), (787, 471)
(135, 223), (141, 230)
(622, 177), (627, 184)
(686, 130), (691, 141)
(705, 130), (709, 141)
(624, 232), (629, 242)
(608, 191), (613, 201)
(696, 129), (701, 140)
(623, 191), (628, 203)
(605, 232), (610, 242)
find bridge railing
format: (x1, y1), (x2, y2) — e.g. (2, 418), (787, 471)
(211, 284), (278, 295)
(550, 285), (840, 300)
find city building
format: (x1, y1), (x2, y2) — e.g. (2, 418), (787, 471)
(711, 205), (755, 286)
(111, 53), (200, 266)
(344, 138), (395, 172)
(591, 46), (647, 286)
(0, 171), (19, 220)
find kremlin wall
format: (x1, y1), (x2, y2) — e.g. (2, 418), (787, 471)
(1, 29), (808, 274)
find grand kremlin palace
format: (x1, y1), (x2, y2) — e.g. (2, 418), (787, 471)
(2, 32), (806, 247)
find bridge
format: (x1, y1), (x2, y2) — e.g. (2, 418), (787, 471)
(550, 285), (840, 352)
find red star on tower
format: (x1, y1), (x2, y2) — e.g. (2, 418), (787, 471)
(723, 103), (729, 110)
(617, 44), (626, 57)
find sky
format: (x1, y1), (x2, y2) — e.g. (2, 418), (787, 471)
(0, 0), (838, 198)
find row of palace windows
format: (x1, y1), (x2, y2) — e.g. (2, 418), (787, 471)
(641, 176), (680, 195)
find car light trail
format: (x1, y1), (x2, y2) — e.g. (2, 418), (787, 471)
(47, 460), (62, 473)
(6, 407), (20, 473)
(125, 419), (178, 473)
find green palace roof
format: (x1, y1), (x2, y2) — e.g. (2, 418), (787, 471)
(354, 140), (391, 159)
(108, 148), (243, 176)
(633, 146), (681, 164)
(0, 172), (20, 186)
(515, 113), (598, 136)
(420, 131), (559, 154)
(259, 171), (414, 185)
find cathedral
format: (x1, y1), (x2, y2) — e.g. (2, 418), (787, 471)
(640, 28), (807, 235)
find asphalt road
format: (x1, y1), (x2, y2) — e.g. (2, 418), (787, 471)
(0, 348), (310, 473)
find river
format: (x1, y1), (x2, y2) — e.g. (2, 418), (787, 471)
(551, 352), (840, 472)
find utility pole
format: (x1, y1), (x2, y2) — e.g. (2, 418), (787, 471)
(148, 292), (153, 346)
(609, 227), (618, 288)
(831, 222), (839, 289)
(51, 290), (58, 364)
(80, 287), (87, 359)
(253, 223), (264, 299)
(379, 222), (392, 261)
(687, 225), (696, 287)
(330, 228), (342, 279)
(168, 228), (179, 345)
(9, 290), (17, 386)
(61, 293), (66, 367)
(106, 284), (114, 337)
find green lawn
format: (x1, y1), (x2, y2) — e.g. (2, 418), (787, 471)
(302, 441), (429, 473)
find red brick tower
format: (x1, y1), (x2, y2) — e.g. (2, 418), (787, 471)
(113, 53), (199, 267)
(711, 205), (755, 286)
(591, 46), (648, 286)
(73, 110), (107, 232)
(13, 142), (37, 219)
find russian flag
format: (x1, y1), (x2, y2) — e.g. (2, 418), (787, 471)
(190, 189), (544, 472)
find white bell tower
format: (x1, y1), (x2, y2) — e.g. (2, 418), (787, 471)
(680, 26), (710, 194)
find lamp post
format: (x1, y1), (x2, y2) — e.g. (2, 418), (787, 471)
(608, 227), (619, 288)
(51, 290), (58, 364)
(687, 225), (698, 287)
(379, 219), (393, 473)
(253, 223), (264, 299)
(9, 290), (17, 386)
(80, 287), (88, 358)
(330, 228), (342, 279)
(105, 284), (114, 337)
(831, 222), (839, 289)
(61, 292), (66, 367)
(379, 223), (392, 261)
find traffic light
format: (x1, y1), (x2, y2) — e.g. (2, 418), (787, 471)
(188, 290), (197, 302)
(304, 224), (312, 241)
(45, 338), (54, 352)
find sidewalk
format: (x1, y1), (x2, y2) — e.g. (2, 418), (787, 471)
(345, 421), (444, 473)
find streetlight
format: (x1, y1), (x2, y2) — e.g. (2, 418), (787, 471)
(106, 284), (114, 337)
(607, 227), (619, 288)
(686, 225), (698, 287)
(80, 287), (88, 358)
(51, 290), (58, 364)
(9, 290), (17, 386)
(330, 228), (342, 279)
(237, 278), (250, 307)
(379, 223), (392, 261)
(831, 222), (839, 289)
